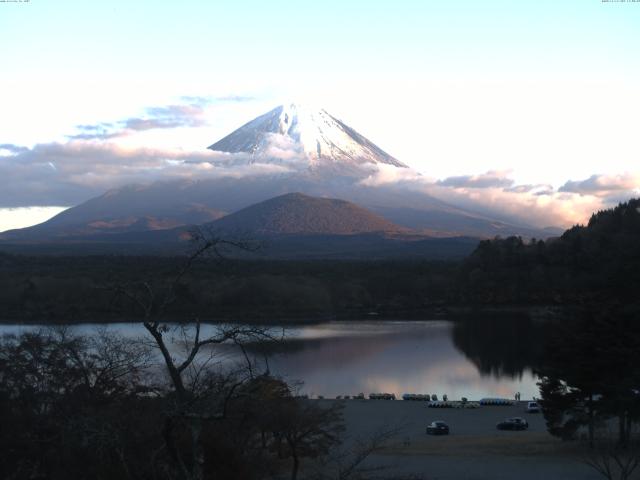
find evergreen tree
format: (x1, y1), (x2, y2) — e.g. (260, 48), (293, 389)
(537, 307), (640, 447)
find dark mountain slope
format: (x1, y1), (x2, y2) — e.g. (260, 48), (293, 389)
(210, 192), (404, 235)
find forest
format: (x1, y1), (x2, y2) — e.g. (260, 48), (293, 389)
(2, 199), (640, 324)
(0, 254), (459, 324)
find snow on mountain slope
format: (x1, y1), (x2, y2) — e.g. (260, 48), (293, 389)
(208, 104), (407, 173)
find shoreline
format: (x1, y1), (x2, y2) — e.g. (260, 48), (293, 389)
(0, 303), (565, 325)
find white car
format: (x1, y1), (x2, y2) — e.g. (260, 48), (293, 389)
(526, 401), (541, 413)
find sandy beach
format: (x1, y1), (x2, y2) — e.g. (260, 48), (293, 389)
(321, 399), (602, 480)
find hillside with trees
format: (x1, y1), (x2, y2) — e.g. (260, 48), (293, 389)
(457, 198), (640, 308)
(1, 199), (639, 324)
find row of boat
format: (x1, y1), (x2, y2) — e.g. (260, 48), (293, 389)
(400, 395), (515, 405)
(322, 394), (517, 404)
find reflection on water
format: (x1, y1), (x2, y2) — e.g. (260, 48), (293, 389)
(451, 316), (544, 379)
(248, 321), (540, 400)
(0, 320), (541, 400)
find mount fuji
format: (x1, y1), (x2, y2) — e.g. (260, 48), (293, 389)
(208, 103), (407, 175)
(0, 104), (556, 253)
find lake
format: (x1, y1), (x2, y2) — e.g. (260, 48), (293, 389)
(0, 319), (542, 400)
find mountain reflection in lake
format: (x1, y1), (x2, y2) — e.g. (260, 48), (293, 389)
(0, 320), (541, 400)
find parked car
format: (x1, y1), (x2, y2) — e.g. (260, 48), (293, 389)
(426, 421), (450, 435)
(496, 417), (529, 430)
(526, 401), (541, 413)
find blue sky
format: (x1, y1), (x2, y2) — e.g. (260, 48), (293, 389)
(1, 0), (639, 230)
(3, 0), (637, 79)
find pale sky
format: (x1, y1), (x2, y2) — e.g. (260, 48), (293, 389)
(1, 0), (639, 231)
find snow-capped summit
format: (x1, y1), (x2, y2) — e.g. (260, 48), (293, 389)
(207, 104), (407, 174)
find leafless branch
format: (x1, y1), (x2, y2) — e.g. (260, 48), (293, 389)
(583, 441), (640, 480)
(309, 422), (406, 480)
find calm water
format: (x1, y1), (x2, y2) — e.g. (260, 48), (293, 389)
(0, 320), (542, 400)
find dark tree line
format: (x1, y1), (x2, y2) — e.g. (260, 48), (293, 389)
(0, 255), (459, 323)
(458, 198), (640, 306)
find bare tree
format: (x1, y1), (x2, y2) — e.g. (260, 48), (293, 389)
(272, 399), (345, 480)
(0, 328), (156, 480)
(108, 229), (266, 393)
(106, 228), (281, 480)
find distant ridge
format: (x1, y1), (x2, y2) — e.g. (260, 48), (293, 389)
(0, 192), (481, 260)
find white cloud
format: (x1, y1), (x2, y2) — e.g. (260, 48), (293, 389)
(261, 133), (309, 164)
(559, 173), (640, 196)
(361, 167), (616, 228)
(437, 170), (515, 189)
(67, 99), (214, 141)
(358, 164), (425, 186)
(0, 141), (296, 208)
(0, 206), (68, 233)
(427, 183), (605, 229)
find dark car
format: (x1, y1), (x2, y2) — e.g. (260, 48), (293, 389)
(496, 417), (529, 430)
(426, 421), (450, 435)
